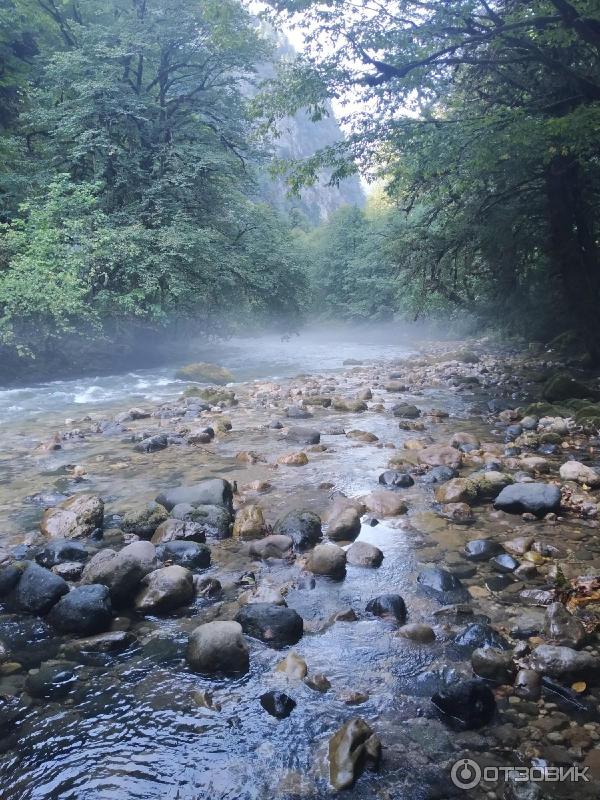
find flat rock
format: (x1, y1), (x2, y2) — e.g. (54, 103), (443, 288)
(494, 483), (561, 518)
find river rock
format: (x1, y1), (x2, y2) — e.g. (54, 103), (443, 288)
(307, 543), (347, 578)
(25, 660), (78, 699)
(422, 465), (458, 484)
(494, 483), (561, 517)
(435, 478), (477, 505)
(170, 504), (232, 539)
(544, 602), (586, 648)
(346, 541), (383, 567)
(273, 510), (322, 551)
(514, 669), (542, 700)
(363, 490), (407, 517)
(490, 553), (519, 573)
(155, 478), (234, 513)
(0, 565), (22, 597)
(418, 445), (462, 469)
(134, 565), (194, 613)
(285, 405), (312, 419)
(81, 541), (157, 605)
(40, 494), (104, 539)
(503, 536), (534, 555)
(48, 584), (112, 635)
(283, 426), (320, 445)
(151, 519), (206, 545)
(392, 403), (421, 418)
(232, 505), (267, 540)
(366, 594), (406, 622)
(464, 539), (504, 562)
(332, 398), (367, 413)
(35, 539), (89, 568)
(454, 623), (511, 652)
(60, 630), (134, 656)
(275, 651), (307, 680)
(14, 563), (69, 615)
(247, 535), (293, 559)
(469, 471), (513, 499)
(134, 433), (168, 453)
(417, 567), (469, 603)
(530, 644), (599, 680)
(326, 504), (362, 542)
(277, 451), (308, 466)
(328, 718), (381, 790)
(378, 470), (414, 488)
(121, 502), (169, 538)
(471, 647), (516, 682)
(398, 623), (435, 643)
(156, 540), (211, 569)
(559, 460), (600, 487)
(260, 691), (296, 719)
(236, 603), (303, 648)
(187, 621), (249, 675)
(175, 362), (234, 384)
(440, 503), (474, 524)
(431, 680), (496, 730)
(450, 432), (480, 451)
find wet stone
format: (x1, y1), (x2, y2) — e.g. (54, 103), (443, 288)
(273, 510), (322, 551)
(416, 567), (470, 604)
(25, 660), (78, 699)
(48, 584), (112, 636)
(378, 470), (414, 488)
(464, 539), (504, 562)
(454, 623), (511, 652)
(365, 594), (406, 623)
(235, 603), (303, 648)
(260, 691), (296, 719)
(431, 680), (496, 730)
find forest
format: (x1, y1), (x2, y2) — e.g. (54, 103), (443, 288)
(1, 0), (599, 374)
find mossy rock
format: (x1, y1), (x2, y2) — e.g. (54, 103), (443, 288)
(523, 402), (570, 418)
(175, 362), (234, 385)
(541, 372), (598, 403)
(183, 386), (237, 405)
(574, 404), (600, 429)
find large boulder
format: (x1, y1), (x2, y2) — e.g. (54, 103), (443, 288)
(0, 565), (22, 597)
(151, 518), (207, 545)
(273, 510), (322, 551)
(134, 565), (194, 614)
(175, 362), (234, 384)
(494, 483), (561, 518)
(327, 506), (362, 542)
(48, 585), (112, 636)
(307, 543), (347, 579)
(155, 478), (234, 513)
(346, 541), (383, 567)
(187, 621), (249, 675)
(235, 603), (303, 648)
(156, 540), (211, 569)
(40, 494), (104, 539)
(81, 541), (157, 606)
(542, 372), (597, 402)
(14, 563), (68, 615)
(559, 461), (600, 488)
(328, 718), (381, 790)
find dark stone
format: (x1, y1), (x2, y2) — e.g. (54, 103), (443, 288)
(268, 420), (283, 429)
(464, 539), (504, 562)
(416, 567), (469, 603)
(48, 584), (112, 636)
(0, 565), (23, 597)
(0, 615), (56, 668)
(504, 424), (523, 441)
(14, 563), (69, 615)
(485, 575), (514, 592)
(260, 691), (296, 719)
(392, 403), (421, 419)
(422, 466), (458, 484)
(490, 554), (519, 573)
(432, 680), (496, 730)
(454, 623), (511, 652)
(156, 478), (234, 513)
(25, 661), (78, 699)
(494, 483), (561, 518)
(283, 427), (321, 445)
(365, 594), (407, 623)
(235, 603), (303, 648)
(156, 540), (211, 569)
(134, 433), (168, 453)
(285, 406), (312, 419)
(35, 540), (89, 569)
(378, 470), (414, 489)
(273, 510), (322, 551)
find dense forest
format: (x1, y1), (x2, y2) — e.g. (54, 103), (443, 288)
(1, 0), (599, 376)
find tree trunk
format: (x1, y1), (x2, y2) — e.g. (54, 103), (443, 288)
(546, 154), (600, 361)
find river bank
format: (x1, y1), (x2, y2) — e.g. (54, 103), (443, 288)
(1, 338), (600, 799)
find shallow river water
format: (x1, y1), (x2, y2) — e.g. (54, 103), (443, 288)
(1, 331), (600, 800)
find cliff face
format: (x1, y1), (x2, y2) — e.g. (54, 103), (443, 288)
(255, 29), (365, 224)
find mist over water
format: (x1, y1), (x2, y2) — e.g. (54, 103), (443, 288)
(0, 323), (436, 426)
